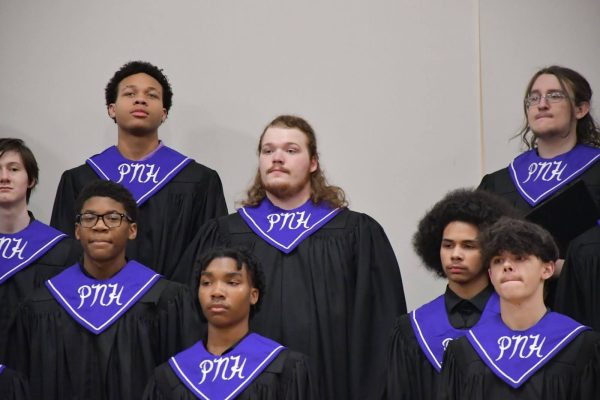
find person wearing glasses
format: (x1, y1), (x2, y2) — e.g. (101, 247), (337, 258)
(6, 180), (200, 400)
(479, 66), (600, 215)
(478, 66), (600, 305)
(0, 139), (80, 362)
(50, 61), (227, 282)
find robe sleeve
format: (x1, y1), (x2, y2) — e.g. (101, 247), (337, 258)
(553, 228), (600, 330)
(578, 332), (600, 399)
(158, 282), (202, 359)
(435, 339), (463, 400)
(0, 367), (30, 400)
(349, 214), (407, 399)
(381, 314), (438, 400)
(50, 168), (84, 236)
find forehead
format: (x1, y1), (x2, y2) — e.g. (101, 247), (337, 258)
(81, 196), (126, 213)
(530, 74), (564, 93)
(442, 221), (479, 238)
(203, 257), (248, 276)
(118, 73), (163, 92)
(0, 150), (24, 165)
(261, 127), (309, 147)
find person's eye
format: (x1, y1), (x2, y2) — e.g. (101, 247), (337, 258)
(106, 214), (122, 223)
(81, 214), (97, 223)
(148, 93), (159, 99)
(287, 148), (298, 154)
(261, 148), (273, 155)
(549, 92), (565, 100)
(229, 281), (241, 286)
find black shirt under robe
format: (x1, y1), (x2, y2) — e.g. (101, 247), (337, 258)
(50, 162), (227, 282)
(437, 331), (600, 400)
(6, 278), (200, 400)
(381, 285), (494, 400)
(178, 209), (406, 400)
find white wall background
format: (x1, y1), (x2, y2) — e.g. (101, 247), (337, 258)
(1, 0), (599, 310)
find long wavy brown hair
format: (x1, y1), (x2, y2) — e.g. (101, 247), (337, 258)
(241, 115), (348, 208)
(516, 65), (600, 149)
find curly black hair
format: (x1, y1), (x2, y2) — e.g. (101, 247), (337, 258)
(413, 188), (517, 277)
(104, 61), (173, 121)
(74, 180), (138, 223)
(480, 217), (558, 270)
(194, 246), (266, 320)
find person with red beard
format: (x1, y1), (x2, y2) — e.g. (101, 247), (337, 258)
(177, 115), (406, 400)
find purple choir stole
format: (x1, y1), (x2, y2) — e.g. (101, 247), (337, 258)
(45, 261), (161, 334)
(467, 312), (589, 388)
(411, 292), (500, 371)
(86, 145), (191, 205)
(0, 220), (66, 284)
(169, 333), (285, 399)
(508, 144), (600, 206)
(239, 198), (341, 254)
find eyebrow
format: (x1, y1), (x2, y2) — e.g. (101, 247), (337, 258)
(121, 85), (161, 92)
(81, 209), (122, 214)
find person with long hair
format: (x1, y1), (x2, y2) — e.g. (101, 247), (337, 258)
(178, 115), (406, 400)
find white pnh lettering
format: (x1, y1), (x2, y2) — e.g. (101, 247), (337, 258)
(77, 283), (124, 309)
(116, 163), (160, 184)
(523, 161), (567, 183)
(0, 237), (27, 260)
(442, 337), (453, 350)
(198, 355), (247, 385)
(266, 211), (311, 232)
(496, 334), (546, 361)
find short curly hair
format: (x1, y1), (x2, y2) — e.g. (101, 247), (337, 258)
(480, 217), (559, 270)
(104, 61), (173, 121)
(74, 180), (138, 223)
(413, 188), (516, 277)
(194, 246), (266, 320)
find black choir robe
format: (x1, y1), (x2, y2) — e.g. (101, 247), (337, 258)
(142, 349), (318, 400)
(437, 331), (600, 400)
(6, 277), (201, 400)
(554, 226), (600, 330)
(178, 209), (407, 400)
(0, 366), (29, 400)
(478, 163), (600, 305)
(478, 162), (600, 214)
(380, 286), (494, 400)
(0, 216), (80, 361)
(50, 161), (227, 281)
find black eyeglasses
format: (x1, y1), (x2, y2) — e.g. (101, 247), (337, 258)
(525, 91), (569, 107)
(76, 212), (133, 228)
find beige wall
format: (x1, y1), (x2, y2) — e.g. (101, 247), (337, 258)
(1, 0), (599, 310)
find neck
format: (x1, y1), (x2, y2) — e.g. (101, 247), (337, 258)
(536, 131), (577, 159)
(82, 254), (127, 280)
(448, 274), (489, 300)
(0, 203), (30, 233)
(499, 289), (547, 330)
(206, 323), (249, 356)
(265, 190), (311, 210)
(117, 130), (160, 160)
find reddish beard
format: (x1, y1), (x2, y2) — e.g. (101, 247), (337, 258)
(263, 172), (312, 200)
